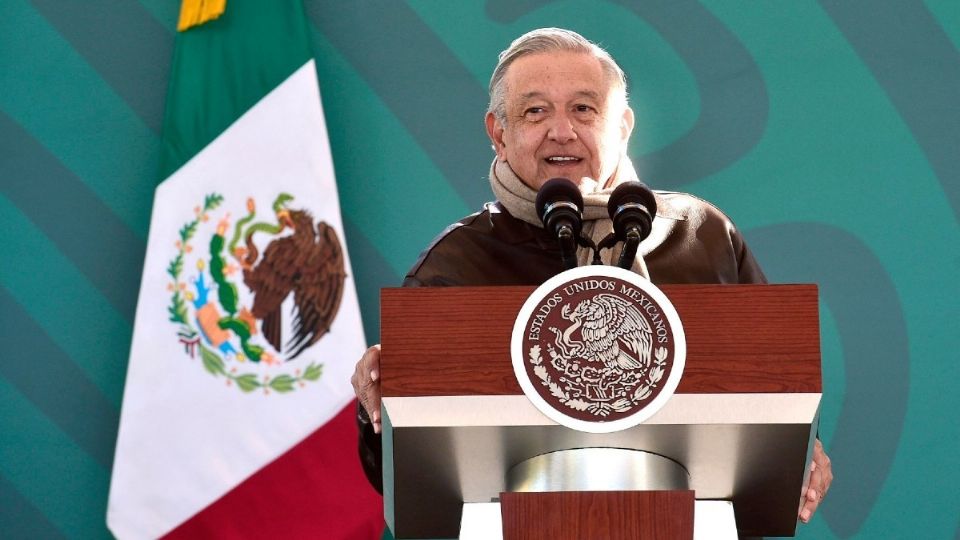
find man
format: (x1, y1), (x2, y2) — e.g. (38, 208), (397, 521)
(351, 27), (832, 524)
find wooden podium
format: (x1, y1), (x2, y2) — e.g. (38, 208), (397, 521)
(380, 284), (821, 539)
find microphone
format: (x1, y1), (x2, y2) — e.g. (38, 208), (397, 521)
(536, 178), (584, 270)
(607, 181), (657, 270)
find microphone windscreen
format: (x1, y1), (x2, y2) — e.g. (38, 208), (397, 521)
(607, 181), (657, 220)
(536, 178), (584, 222)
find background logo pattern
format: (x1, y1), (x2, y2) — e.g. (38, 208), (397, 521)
(1, 2), (957, 537)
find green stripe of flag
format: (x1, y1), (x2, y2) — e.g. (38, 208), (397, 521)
(159, 0), (312, 179)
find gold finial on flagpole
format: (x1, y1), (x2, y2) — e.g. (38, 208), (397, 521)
(177, 0), (227, 32)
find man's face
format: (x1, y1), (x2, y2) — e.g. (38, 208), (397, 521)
(486, 51), (634, 192)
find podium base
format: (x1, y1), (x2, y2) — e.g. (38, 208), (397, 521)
(460, 500), (737, 540)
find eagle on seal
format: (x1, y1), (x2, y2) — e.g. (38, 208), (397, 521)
(557, 293), (653, 371)
(234, 197), (346, 360)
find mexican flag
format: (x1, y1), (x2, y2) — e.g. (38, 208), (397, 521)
(106, 1), (382, 537)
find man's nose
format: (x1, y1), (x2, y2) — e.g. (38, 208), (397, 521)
(547, 113), (577, 143)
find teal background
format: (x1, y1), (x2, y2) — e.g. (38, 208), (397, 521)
(2, 1), (958, 538)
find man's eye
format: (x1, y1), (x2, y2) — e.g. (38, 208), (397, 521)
(574, 104), (595, 113)
(525, 107), (545, 115)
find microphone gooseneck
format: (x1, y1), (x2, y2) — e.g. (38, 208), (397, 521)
(536, 178), (584, 270)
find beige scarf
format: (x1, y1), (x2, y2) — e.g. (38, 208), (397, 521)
(489, 157), (651, 277)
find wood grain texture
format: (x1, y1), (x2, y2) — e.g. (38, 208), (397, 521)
(500, 490), (694, 540)
(381, 284), (820, 397)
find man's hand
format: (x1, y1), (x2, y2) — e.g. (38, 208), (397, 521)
(351, 344), (382, 434)
(799, 438), (833, 523)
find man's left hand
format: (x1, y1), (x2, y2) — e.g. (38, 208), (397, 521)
(799, 438), (833, 523)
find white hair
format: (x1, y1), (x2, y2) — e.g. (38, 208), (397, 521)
(488, 28), (628, 123)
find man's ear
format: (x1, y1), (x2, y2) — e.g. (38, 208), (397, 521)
(485, 111), (507, 161)
(620, 106), (635, 142)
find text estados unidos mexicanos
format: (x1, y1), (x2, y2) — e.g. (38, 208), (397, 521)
(526, 279), (670, 344)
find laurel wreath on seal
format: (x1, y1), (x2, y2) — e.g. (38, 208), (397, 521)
(528, 345), (668, 417)
(165, 193), (323, 394)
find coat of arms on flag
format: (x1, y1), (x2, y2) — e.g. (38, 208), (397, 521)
(168, 191), (347, 393)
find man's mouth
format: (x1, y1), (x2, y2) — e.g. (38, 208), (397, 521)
(545, 156), (582, 165)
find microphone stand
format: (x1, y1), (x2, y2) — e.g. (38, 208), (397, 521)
(577, 236), (607, 264)
(616, 227), (641, 269)
(557, 224), (578, 270)
(593, 233), (617, 265)
(592, 230), (640, 268)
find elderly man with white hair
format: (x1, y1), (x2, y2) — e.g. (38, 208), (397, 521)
(351, 27), (832, 525)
